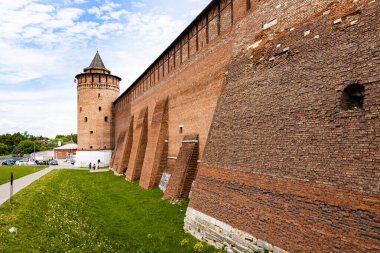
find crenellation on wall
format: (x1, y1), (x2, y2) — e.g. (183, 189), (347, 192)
(93, 0), (380, 251)
(113, 0), (236, 108)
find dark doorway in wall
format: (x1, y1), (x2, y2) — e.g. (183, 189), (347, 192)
(341, 84), (364, 110)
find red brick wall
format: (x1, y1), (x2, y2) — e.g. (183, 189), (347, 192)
(125, 107), (148, 181)
(113, 0), (235, 195)
(139, 98), (169, 189)
(189, 0), (380, 252)
(164, 134), (199, 200)
(111, 0), (379, 250)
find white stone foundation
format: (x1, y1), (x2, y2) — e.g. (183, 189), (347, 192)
(75, 150), (113, 168)
(184, 208), (289, 253)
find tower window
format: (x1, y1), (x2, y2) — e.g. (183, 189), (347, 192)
(84, 117), (88, 122)
(341, 84), (364, 110)
(179, 125), (184, 134)
(98, 93), (100, 98)
(80, 107), (82, 112)
(104, 116), (108, 122)
(99, 106), (102, 111)
(90, 131), (93, 134)
(90, 146), (93, 149)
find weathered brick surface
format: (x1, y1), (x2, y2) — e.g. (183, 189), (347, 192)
(108, 0), (379, 251)
(115, 116), (134, 174)
(188, 0), (380, 252)
(113, 1), (234, 170)
(164, 134), (199, 200)
(125, 107), (148, 181)
(139, 98), (169, 189)
(110, 130), (125, 169)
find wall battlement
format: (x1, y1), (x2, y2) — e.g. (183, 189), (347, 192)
(86, 0), (380, 252)
(114, 0), (246, 108)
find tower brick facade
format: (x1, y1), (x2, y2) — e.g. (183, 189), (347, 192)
(75, 52), (121, 167)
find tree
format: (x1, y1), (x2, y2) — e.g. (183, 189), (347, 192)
(0, 143), (10, 155)
(15, 140), (36, 155)
(71, 134), (78, 143)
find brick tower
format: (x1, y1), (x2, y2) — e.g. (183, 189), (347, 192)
(75, 51), (121, 167)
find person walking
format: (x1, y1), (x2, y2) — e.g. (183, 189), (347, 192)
(89, 162), (92, 170)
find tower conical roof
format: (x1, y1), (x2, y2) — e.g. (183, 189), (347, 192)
(85, 51), (109, 72)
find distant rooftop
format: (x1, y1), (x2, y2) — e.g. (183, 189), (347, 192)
(54, 143), (78, 150)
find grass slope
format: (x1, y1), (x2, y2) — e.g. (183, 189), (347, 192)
(0, 170), (218, 253)
(0, 166), (48, 185)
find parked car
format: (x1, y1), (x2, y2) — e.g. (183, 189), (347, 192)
(2, 160), (15, 166)
(27, 159), (36, 165)
(50, 160), (58, 165)
(15, 160), (28, 166)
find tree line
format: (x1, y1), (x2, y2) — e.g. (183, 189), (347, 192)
(0, 132), (77, 156)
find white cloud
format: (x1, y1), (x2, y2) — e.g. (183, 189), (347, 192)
(190, 9), (201, 16)
(0, 0), (210, 137)
(73, 0), (88, 3)
(131, 1), (146, 8)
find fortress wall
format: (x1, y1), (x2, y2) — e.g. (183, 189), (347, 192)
(112, 0), (247, 190)
(110, 0), (379, 251)
(187, 0), (380, 252)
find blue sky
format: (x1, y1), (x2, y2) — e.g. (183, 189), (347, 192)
(0, 0), (210, 137)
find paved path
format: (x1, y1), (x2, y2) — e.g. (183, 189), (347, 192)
(0, 165), (88, 206)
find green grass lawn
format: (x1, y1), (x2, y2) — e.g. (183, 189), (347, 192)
(0, 166), (48, 185)
(0, 170), (219, 253)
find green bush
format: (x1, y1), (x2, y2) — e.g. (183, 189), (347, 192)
(194, 242), (204, 252)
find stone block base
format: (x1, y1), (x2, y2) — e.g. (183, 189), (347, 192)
(184, 208), (289, 253)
